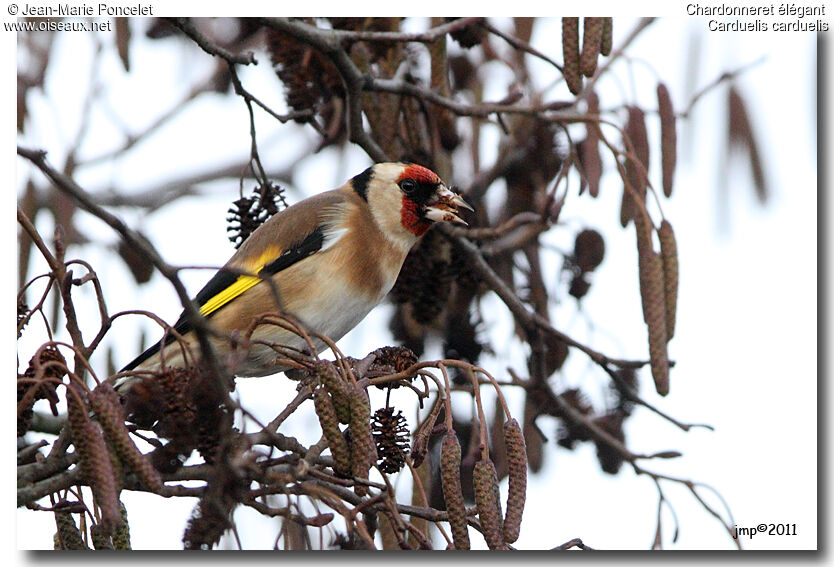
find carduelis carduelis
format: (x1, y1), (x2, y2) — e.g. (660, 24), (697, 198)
(118, 162), (471, 386)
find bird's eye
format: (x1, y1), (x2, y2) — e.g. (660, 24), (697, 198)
(400, 179), (417, 194)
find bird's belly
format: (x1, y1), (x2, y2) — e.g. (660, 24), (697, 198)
(237, 277), (386, 377)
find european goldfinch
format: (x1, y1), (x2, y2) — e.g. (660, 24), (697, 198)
(118, 162), (471, 386)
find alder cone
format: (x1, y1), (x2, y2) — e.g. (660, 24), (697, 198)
(473, 457), (506, 550)
(561, 18), (582, 95)
(580, 18), (603, 77)
(440, 431), (470, 550)
(502, 419), (527, 544)
(657, 83), (677, 197)
(658, 220), (679, 342)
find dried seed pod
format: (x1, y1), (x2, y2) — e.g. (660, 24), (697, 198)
(473, 457), (505, 550)
(640, 252), (670, 396)
(447, 17), (486, 48)
(440, 431), (470, 550)
(502, 418), (527, 544)
(573, 228), (606, 273)
(314, 386), (351, 477)
(522, 400), (543, 472)
(600, 17), (613, 56)
(584, 91), (602, 197)
(562, 18), (582, 95)
(621, 106), (650, 227)
(54, 512), (89, 550)
(556, 388), (595, 449)
(348, 384), (374, 496)
(112, 501), (132, 550)
(226, 182), (287, 249)
(657, 83), (677, 197)
(18, 346), (64, 437)
(658, 220), (679, 342)
(316, 362), (351, 424)
(593, 412), (626, 474)
(580, 18), (603, 77)
(17, 297), (29, 338)
(410, 396), (442, 468)
(728, 86), (768, 203)
(88, 383), (163, 492)
(372, 407), (409, 474)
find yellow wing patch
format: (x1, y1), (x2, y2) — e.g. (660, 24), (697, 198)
(198, 275), (261, 317)
(198, 246), (282, 318)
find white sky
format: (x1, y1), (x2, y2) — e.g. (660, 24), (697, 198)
(4, 0), (828, 559)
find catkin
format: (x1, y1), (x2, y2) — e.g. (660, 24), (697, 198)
(600, 17), (613, 56)
(440, 431), (470, 550)
(635, 214), (655, 325)
(621, 106), (649, 227)
(313, 386), (351, 477)
(54, 512), (88, 550)
(502, 419), (527, 544)
(585, 91), (602, 198)
(641, 252), (670, 396)
(473, 457), (506, 550)
(580, 18), (603, 77)
(112, 501), (131, 550)
(658, 220), (679, 342)
(657, 83), (677, 197)
(348, 384), (374, 496)
(317, 362), (351, 424)
(562, 18), (582, 95)
(88, 384), (162, 491)
(91, 524), (115, 550)
(79, 421), (122, 535)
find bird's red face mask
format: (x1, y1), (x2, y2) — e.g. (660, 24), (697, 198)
(397, 164), (472, 236)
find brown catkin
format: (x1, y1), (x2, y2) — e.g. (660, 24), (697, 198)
(584, 91), (602, 197)
(348, 385), (374, 496)
(657, 83), (677, 197)
(79, 420), (122, 535)
(473, 457), (506, 550)
(502, 419), (527, 544)
(658, 220), (679, 342)
(313, 387), (351, 476)
(635, 214), (655, 324)
(600, 17), (613, 56)
(112, 502), (131, 550)
(88, 384), (162, 492)
(621, 106), (650, 227)
(562, 18), (582, 95)
(317, 363), (351, 424)
(641, 252), (670, 396)
(440, 431), (470, 550)
(91, 524), (115, 550)
(580, 18), (603, 77)
(54, 512), (88, 550)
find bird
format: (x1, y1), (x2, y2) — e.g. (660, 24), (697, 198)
(116, 162), (471, 390)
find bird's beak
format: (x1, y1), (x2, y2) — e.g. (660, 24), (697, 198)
(424, 185), (474, 226)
